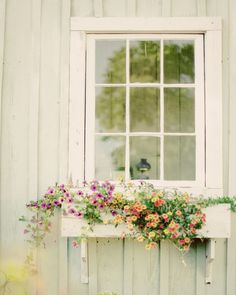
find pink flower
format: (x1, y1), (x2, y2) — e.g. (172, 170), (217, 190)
(72, 240), (79, 248)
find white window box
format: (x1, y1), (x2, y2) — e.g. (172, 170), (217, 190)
(61, 204), (230, 239)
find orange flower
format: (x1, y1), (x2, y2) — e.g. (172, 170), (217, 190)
(137, 235), (144, 242)
(176, 210), (182, 216)
(154, 199), (165, 207)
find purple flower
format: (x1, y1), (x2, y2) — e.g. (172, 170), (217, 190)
(90, 184), (97, 191)
(53, 200), (60, 206)
(41, 203), (47, 209)
(64, 192), (70, 198)
(98, 204), (104, 209)
(68, 208), (76, 215)
(59, 197), (65, 203)
(111, 210), (117, 216)
(47, 203), (52, 209)
(96, 193), (103, 199)
(74, 212), (83, 218)
(46, 188), (54, 195)
(77, 190), (83, 196)
(60, 184), (65, 189)
(66, 197), (74, 204)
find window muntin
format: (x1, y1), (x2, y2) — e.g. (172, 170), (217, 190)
(86, 34), (204, 186)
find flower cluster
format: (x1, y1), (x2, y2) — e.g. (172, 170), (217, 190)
(20, 181), (233, 253)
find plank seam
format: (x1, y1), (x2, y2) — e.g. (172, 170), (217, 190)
(94, 0), (103, 17)
(162, 0), (171, 16)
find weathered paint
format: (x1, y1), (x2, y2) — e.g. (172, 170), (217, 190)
(0, 0), (236, 294)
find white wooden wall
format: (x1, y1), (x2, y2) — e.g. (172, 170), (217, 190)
(0, 0), (236, 294)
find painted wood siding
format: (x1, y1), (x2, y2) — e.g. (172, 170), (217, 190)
(0, 0), (236, 294)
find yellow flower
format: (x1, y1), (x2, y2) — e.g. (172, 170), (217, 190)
(131, 216), (137, 221)
(148, 231), (156, 238)
(164, 229), (170, 235)
(103, 219), (109, 225)
(151, 197), (158, 203)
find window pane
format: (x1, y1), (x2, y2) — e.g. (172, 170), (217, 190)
(164, 88), (195, 133)
(164, 136), (195, 180)
(96, 87), (126, 132)
(130, 41), (160, 83)
(96, 40), (126, 84)
(95, 136), (125, 180)
(130, 88), (160, 132)
(130, 137), (160, 180)
(164, 40), (194, 84)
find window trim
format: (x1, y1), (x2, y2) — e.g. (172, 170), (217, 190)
(69, 17), (222, 193)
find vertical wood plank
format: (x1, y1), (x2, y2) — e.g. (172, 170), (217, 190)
(94, 0), (103, 17)
(38, 0), (61, 191)
(103, 0), (126, 17)
(0, 0), (6, 260)
(171, 0), (197, 16)
(37, 0), (62, 294)
(206, 0), (217, 16)
(228, 0), (236, 196)
(88, 239), (98, 295)
(68, 239), (89, 295)
(126, 0), (136, 16)
(0, 0), (6, 137)
(169, 245), (196, 295)
(161, 0), (171, 16)
(58, 1), (70, 293)
(0, 0), (32, 260)
(58, 0), (70, 183)
(28, 0), (41, 201)
(69, 31), (86, 183)
(197, 0), (206, 16)
(96, 238), (123, 294)
(123, 240), (133, 295)
(136, 0), (162, 17)
(205, 240), (227, 295)
(195, 241), (206, 295)
(159, 241), (170, 295)
(71, 0), (94, 17)
(227, 0), (236, 293)
(226, 214), (236, 295)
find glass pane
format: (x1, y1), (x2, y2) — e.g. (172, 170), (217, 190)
(130, 41), (160, 83)
(96, 40), (126, 84)
(130, 137), (160, 180)
(95, 136), (125, 180)
(164, 136), (195, 180)
(96, 87), (126, 132)
(130, 88), (160, 132)
(164, 40), (194, 84)
(164, 88), (195, 133)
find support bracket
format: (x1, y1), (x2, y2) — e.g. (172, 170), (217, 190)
(205, 238), (216, 284)
(80, 239), (89, 283)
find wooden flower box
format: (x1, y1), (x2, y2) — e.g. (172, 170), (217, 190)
(61, 204), (231, 239)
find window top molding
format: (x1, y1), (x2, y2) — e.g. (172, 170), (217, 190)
(71, 17), (222, 33)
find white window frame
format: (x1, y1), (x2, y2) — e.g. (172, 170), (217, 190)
(69, 17), (222, 195)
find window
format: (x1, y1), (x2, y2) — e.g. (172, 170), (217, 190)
(69, 18), (222, 192)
